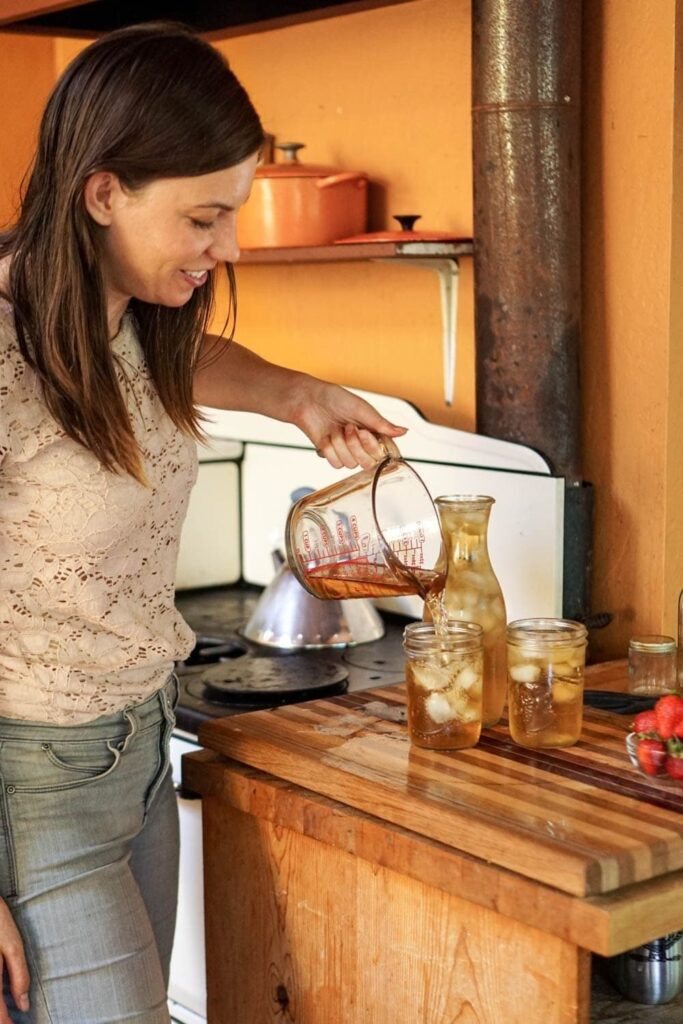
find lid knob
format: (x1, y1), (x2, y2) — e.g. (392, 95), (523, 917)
(275, 142), (306, 163)
(393, 214), (421, 232)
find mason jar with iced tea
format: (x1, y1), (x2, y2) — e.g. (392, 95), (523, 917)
(403, 621), (484, 750)
(507, 618), (588, 749)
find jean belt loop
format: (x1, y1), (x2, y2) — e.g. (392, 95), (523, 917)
(170, 671), (179, 709)
(118, 706), (139, 754)
(160, 674), (177, 723)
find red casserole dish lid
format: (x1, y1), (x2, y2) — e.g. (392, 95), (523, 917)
(336, 215), (469, 243)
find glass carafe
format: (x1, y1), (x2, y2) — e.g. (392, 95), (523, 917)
(425, 495), (507, 727)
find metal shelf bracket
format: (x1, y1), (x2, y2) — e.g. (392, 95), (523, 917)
(379, 257), (460, 406)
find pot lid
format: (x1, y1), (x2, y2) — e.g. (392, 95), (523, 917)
(256, 141), (362, 179)
(336, 215), (468, 243)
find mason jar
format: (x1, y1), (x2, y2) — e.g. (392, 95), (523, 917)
(628, 636), (678, 696)
(403, 621), (484, 750)
(507, 618), (588, 749)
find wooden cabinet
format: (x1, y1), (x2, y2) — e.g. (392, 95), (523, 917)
(184, 670), (683, 1023)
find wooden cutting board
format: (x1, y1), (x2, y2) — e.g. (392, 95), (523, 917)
(198, 685), (683, 898)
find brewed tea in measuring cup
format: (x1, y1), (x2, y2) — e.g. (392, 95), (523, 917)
(285, 453), (446, 600)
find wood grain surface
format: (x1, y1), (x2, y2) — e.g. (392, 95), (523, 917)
(184, 751), (683, 956)
(201, 794), (592, 1024)
(198, 685), (683, 898)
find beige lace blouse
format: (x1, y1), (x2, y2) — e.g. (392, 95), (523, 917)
(0, 300), (197, 724)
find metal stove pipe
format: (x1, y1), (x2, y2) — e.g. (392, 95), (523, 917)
(472, 0), (582, 482)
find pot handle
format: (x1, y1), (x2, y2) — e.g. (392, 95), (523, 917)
(316, 172), (367, 190)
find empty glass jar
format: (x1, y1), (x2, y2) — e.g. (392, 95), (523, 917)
(628, 636), (677, 696)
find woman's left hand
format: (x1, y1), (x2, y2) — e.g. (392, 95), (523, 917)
(289, 376), (407, 470)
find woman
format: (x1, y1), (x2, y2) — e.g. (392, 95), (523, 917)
(0, 22), (404, 1023)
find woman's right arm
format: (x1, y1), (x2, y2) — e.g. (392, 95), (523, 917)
(0, 898), (29, 1018)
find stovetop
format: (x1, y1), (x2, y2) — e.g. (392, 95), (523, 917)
(173, 583), (407, 737)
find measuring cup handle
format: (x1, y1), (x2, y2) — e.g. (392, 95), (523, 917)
(376, 435), (402, 460)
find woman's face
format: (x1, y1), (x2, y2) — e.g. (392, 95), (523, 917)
(92, 151), (258, 323)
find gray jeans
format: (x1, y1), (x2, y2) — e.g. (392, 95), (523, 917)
(0, 676), (179, 1023)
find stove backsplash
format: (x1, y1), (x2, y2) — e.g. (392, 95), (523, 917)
(176, 439), (242, 590)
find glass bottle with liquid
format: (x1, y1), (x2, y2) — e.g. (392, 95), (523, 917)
(425, 495), (507, 727)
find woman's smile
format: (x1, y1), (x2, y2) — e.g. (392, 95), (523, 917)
(180, 268), (209, 284)
(180, 268), (210, 288)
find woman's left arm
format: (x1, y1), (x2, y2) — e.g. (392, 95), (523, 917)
(193, 336), (406, 470)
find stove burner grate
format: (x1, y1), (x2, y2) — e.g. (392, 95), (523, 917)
(185, 655), (349, 706)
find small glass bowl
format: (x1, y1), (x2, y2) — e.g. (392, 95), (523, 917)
(625, 732), (640, 770)
(625, 732), (680, 784)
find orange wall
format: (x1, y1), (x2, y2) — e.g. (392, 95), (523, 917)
(0, 32), (55, 227)
(216, 0), (476, 430)
(582, 0), (683, 657)
(667, 1), (683, 647)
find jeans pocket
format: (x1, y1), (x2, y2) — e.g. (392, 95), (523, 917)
(42, 737), (121, 776)
(2, 728), (131, 795)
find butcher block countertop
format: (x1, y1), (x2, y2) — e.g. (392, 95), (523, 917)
(194, 666), (683, 895)
(186, 660), (683, 1024)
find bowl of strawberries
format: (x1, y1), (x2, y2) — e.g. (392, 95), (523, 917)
(627, 694), (683, 781)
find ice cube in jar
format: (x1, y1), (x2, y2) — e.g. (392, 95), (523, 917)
(404, 622), (483, 750)
(506, 618), (587, 749)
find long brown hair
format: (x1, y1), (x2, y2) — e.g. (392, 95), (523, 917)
(0, 22), (264, 482)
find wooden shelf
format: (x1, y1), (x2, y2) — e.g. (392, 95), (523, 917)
(238, 239), (474, 264)
(0, 0), (412, 37)
(238, 239), (474, 407)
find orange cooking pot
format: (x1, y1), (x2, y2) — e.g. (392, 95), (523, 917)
(237, 142), (368, 249)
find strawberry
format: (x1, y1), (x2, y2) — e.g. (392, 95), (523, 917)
(632, 709), (658, 735)
(636, 738), (667, 776)
(664, 749), (683, 781)
(654, 694), (683, 741)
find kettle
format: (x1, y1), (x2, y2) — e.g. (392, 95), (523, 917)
(242, 550), (384, 650)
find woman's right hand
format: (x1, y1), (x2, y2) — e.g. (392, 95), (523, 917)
(0, 898), (29, 1019)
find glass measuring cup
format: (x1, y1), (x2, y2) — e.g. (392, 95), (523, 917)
(285, 452), (446, 601)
